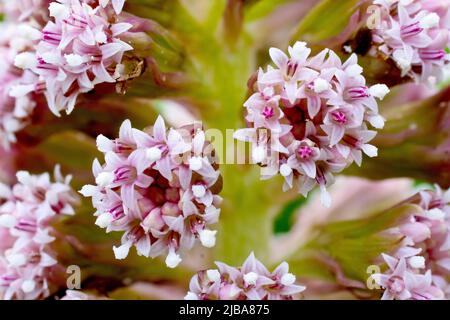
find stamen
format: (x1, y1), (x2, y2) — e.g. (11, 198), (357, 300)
(401, 22), (423, 38)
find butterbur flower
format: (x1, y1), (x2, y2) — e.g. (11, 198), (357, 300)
(185, 252), (305, 300)
(0, 21), (42, 149)
(234, 42), (388, 207)
(371, 0), (450, 84)
(15, 0), (133, 116)
(285, 181), (449, 299)
(373, 254), (444, 300)
(80, 116), (222, 268)
(0, 166), (78, 300)
(372, 185), (450, 300)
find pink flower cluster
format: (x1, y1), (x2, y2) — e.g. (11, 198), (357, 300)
(0, 166), (78, 300)
(185, 252), (305, 300)
(372, 0), (450, 84)
(0, 15), (42, 148)
(234, 42), (389, 207)
(14, 0), (132, 116)
(80, 116), (222, 268)
(374, 185), (450, 300)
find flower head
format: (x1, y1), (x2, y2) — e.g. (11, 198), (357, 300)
(0, 21), (42, 149)
(235, 42), (388, 207)
(372, 0), (450, 84)
(80, 116), (222, 268)
(373, 254), (444, 300)
(15, 0), (133, 116)
(373, 185), (450, 300)
(0, 166), (78, 300)
(185, 252), (305, 300)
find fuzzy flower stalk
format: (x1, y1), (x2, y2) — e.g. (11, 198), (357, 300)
(80, 116), (222, 268)
(0, 166), (79, 300)
(185, 252), (305, 300)
(234, 42), (389, 207)
(369, 0), (450, 85)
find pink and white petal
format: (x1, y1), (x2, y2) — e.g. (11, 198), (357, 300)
(192, 131), (205, 155)
(329, 125), (345, 146)
(119, 119), (134, 141)
(79, 28), (96, 46)
(153, 116), (167, 142)
(111, 22), (132, 36)
(135, 235), (151, 257)
(92, 63), (115, 83)
(101, 42), (124, 60)
(269, 47), (288, 69)
(307, 95), (321, 118)
(155, 156), (173, 181)
(112, 0), (126, 14)
(300, 160), (317, 179)
(182, 200), (199, 217)
(121, 184), (136, 210)
(284, 81), (298, 105)
(178, 165), (192, 190)
(135, 174), (153, 188)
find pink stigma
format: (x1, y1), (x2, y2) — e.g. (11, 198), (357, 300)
(262, 106), (275, 119)
(286, 60), (299, 78)
(419, 49), (445, 61)
(114, 166), (137, 184)
(401, 22), (423, 38)
(346, 86), (369, 100)
(297, 146), (313, 159)
(331, 111), (347, 124)
(109, 204), (126, 220)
